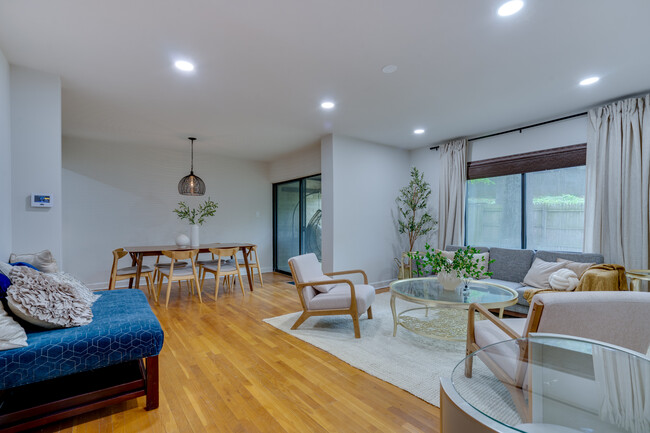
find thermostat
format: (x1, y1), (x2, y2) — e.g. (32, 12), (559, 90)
(31, 194), (53, 208)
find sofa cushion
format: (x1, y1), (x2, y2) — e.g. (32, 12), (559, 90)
(308, 283), (375, 315)
(0, 289), (164, 390)
(556, 259), (595, 279)
(474, 318), (527, 380)
(523, 258), (567, 290)
(0, 302), (27, 351)
(534, 250), (604, 265)
(10, 250), (59, 273)
(488, 248), (534, 282)
(288, 253), (336, 293)
(487, 279), (528, 306)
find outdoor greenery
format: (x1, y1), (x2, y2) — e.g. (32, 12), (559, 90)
(396, 167), (437, 252)
(532, 194), (584, 206)
(173, 198), (219, 225)
(408, 244), (493, 280)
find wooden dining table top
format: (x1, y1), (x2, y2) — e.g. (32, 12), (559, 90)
(123, 243), (256, 253)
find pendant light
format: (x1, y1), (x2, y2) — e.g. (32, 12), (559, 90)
(178, 137), (206, 196)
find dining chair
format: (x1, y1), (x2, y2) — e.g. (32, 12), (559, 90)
(200, 248), (245, 298)
(156, 249), (201, 308)
(108, 248), (156, 300)
(234, 245), (263, 288)
(152, 255), (188, 284)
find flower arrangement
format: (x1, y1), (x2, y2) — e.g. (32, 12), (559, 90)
(408, 244), (493, 280)
(173, 198), (218, 225)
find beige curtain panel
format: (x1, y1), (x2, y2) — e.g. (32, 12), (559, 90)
(584, 94), (650, 272)
(437, 138), (467, 250)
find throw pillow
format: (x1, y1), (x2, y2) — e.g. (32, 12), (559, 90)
(549, 268), (579, 291)
(10, 262), (40, 271)
(312, 274), (336, 293)
(0, 262), (13, 277)
(9, 250), (59, 273)
(556, 259), (595, 279)
(7, 266), (94, 329)
(48, 272), (100, 305)
(0, 302), (28, 351)
(523, 258), (567, 289)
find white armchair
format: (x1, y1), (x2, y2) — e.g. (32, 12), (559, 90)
(288, 253), (375, 338)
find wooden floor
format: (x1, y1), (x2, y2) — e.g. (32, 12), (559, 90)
(37, 273), (440, 433)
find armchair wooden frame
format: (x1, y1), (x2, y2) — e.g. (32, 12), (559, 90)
(157, 249), (201, 308)
(288, 262), (373, 339)
(465, 301), (545, 421)
(109, 248), (156, 301)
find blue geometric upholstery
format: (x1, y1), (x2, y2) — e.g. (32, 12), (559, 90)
(0, 289), (164, 390)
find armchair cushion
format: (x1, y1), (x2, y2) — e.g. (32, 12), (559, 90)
(308, 283), (376, 315)
(288, 253), (335, 293)
(474, 319), (526, 380)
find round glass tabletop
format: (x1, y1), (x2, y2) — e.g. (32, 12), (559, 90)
(450, 334), (650, 433)
(390, 277), (516, 307)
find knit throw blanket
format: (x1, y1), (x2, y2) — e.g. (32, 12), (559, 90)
(524, 264), (628, 304)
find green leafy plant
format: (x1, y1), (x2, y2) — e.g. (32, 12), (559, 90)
(408, 244), (493, 280)
(173, 198), (218, 225)
(397, 167), (437, 252)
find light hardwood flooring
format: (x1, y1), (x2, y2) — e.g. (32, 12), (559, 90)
(38, 273), (440, 433)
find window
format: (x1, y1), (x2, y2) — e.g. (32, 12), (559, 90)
(465, 145), (586, 251)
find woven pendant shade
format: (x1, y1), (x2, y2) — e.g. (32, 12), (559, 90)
(178, 137), (205, 196)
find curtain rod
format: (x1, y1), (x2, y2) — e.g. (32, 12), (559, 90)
(429, 112), (588, 150)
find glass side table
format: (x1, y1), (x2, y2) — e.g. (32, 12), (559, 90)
(440, 333), (650, 433)
(626, 269), (650, 291)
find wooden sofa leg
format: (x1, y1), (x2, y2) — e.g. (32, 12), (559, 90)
(145, 356), (159, 410)
(367, 306), (373, 319)
(291, 312), (310, 330)
(352, 314), (361, 338)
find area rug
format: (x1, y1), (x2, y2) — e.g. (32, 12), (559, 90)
(263, 292), (467, 407)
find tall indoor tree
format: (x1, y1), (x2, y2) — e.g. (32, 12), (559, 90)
(397, 167), (437, 252)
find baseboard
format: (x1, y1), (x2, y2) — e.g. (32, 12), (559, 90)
(371, 279), (395, 290)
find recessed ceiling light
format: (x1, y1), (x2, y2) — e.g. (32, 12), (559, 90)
(414, 129), (425, 135)
(498, 0), (524, 16)
(579, 76), (600, 86)
(321, 101), (335, 110)
(382, 65), (398, 74)
(174, 60), (194, 72)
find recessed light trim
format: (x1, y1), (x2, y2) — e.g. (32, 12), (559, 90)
(382, 64), (398, 74)
(413, 129), (425, 135)
(174, 60), (195, 72)
(579, 76), (600, 86)
(321, 101), (335, 110)
(498, 0), (524, 16)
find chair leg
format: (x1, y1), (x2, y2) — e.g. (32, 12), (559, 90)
(157, 275), (163, 302)
(367, 306), (373, 319)
(291, 312), (310, 330)
(237, 272), (245, 296)
(108, 274), (115, 291)
(214, 273), (220, 299)
(165, 277), (173, 308)
(194, 273), (202, 303)
(145, 274), (155, 302)
(351, 313), (361, 338)
(200, 268), (206, 291)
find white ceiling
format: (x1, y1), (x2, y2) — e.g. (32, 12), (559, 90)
(1, 0), (649, 161)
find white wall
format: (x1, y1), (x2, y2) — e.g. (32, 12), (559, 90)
(62, 137), (272, 288)
(409, 146), (441, 251)
(10, 65), (62, 265)
(0, 49), (11, 261)
(321, 134), (410, 286)
(269, 143), (321, 183)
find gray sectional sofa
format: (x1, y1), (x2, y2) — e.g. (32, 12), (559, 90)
(446, 245), (604, 315)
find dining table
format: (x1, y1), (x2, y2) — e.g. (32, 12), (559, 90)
(122, 243), (257, 291)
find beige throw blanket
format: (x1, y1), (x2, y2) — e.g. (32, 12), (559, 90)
(524, 264), (628, 304)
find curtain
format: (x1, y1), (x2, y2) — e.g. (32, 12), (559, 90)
(584, 94), (650, 271)
(593, 345), (650, 433)
(438, 138), (467, 249)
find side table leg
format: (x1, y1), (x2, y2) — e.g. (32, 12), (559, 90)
(390, 293), (398, 337)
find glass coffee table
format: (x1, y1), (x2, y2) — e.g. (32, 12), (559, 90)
(441, 334), (650, 433)
(389, 277), (517, 340)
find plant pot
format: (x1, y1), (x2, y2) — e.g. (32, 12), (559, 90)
(438, 271), (461, 291)
(190, 224), (200, 247)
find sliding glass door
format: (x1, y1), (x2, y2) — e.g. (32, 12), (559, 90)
(273, 175), (322, 274)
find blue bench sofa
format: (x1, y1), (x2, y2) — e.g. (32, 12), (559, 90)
(0, 289), (164, 432)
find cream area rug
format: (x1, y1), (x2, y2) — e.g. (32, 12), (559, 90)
(263, 292), (467, 407)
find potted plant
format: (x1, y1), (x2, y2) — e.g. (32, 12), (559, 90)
(173, 198), (218, 247)
(408, 244), (493, 290)
(396, 167), (437, 278)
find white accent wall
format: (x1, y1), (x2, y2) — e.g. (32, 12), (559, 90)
(10, 65), (62, 265)
(321, 134), (410, 286)
(269, 143), (321, 183)
(62, 137), (272, 288)
(0, 49), (11, 261)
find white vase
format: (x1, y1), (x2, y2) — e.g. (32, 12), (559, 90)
(175, 234), (190, 247)
(190, 224), (200, 247)
(438, 271), (461, 291)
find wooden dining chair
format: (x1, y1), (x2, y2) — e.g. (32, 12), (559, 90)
(200, 248), (245, 298)
(156, 249), (202, 308)
(152, 255), (188, 284)
(108, 248), (156, 300)
(235, 245), (263, 288)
